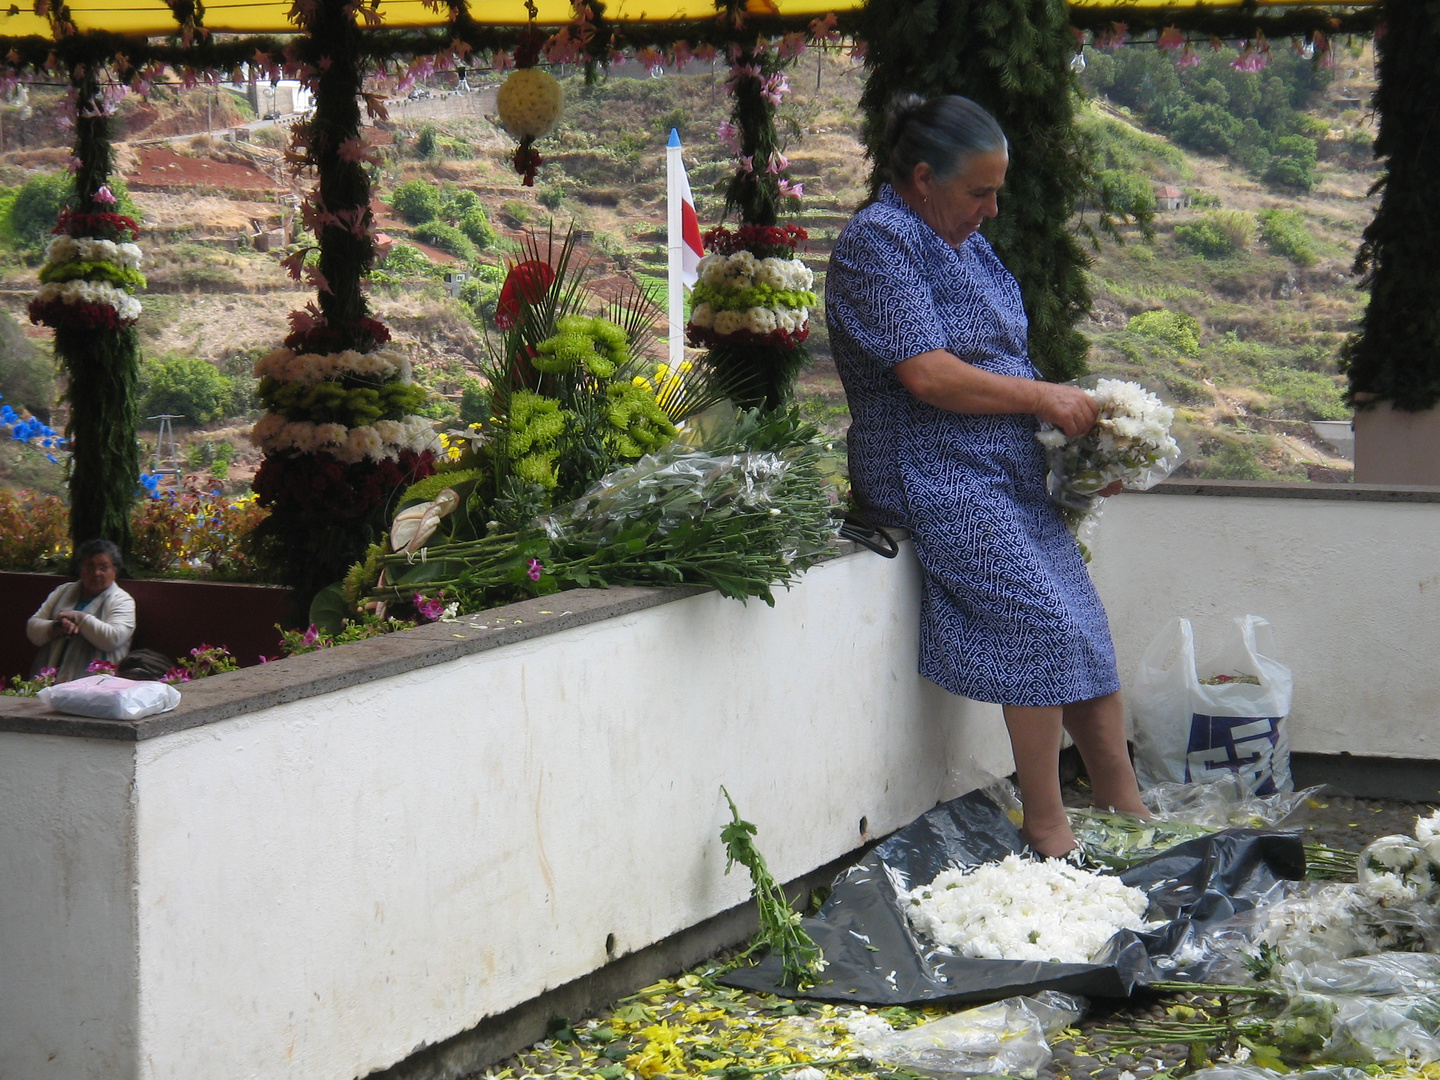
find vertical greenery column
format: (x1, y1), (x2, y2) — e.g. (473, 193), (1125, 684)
(856, 0), (1093, 382)
(60, 66), (141, 555)
(1343, 1), (1440, 412)
(310, 0), (372, 347)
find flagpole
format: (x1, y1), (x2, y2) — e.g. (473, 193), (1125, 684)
(665, 128), (684, 368)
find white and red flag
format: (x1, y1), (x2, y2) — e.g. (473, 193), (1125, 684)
(667, 128), (704, 365)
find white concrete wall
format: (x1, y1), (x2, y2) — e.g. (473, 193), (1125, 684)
(1, 546), (1012, 1080)
(0, 734), (138, 1079)
(1091, 490), (1440, 759)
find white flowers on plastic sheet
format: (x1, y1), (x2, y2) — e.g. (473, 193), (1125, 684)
(249, 413), (436, 463)
(252, 344), (412, 385)
(902, 853), (1153, 963)
(44, 234), (143, 271)
(33, 279), (142, 322)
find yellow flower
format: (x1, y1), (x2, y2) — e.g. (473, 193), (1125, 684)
(632, 375), (654, 391)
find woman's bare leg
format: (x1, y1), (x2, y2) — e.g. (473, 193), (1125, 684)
(1062, 690), (1149, 816)
(1002, 704), (1078, 857)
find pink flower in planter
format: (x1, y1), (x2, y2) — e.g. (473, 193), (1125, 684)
(301, 624), (321, 647)
(414, 593), (446, 622)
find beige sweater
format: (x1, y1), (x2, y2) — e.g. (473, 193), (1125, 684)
(26, 580), (136, 683)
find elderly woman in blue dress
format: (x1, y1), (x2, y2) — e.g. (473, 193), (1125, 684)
(826, 93), (1148, 857)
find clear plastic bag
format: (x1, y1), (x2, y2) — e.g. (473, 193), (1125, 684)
(1140, 775), (1319, 830)
(1203, 881), (1440, 978)
(38, 674), (181, 720)
(1184, 1067), (1366, 1080)
(853, 992), (1084, 1079)
(1278, 953), (1440, 998)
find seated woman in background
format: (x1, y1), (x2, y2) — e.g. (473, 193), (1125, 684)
(27, 538), (136, 683)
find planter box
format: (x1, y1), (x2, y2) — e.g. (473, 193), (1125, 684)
(2, 573), (290, 680)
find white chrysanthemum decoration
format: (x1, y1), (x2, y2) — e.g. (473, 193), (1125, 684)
(496, 67), (564, 141)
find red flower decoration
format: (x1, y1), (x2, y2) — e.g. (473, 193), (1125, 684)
(54, 209), (140, 243)
(702, 223), (808, 258)
(253, 449), (435, 519)
(495, 260), (556, 331)
(28, 298), (133, 331)
(512, 143), (544, 187)
(282, 315), (392, 354)
(685, 323), (810, 352)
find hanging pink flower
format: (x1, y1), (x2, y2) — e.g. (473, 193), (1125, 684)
(761, 72), (790, 107)
(93, 184), (117, 205)
(776, 32), (807, 60)
(636, 46), (664, 73)
(737, 154), (754, 174)
(693, 43), (717, 63)
(778, 179), (804, 199)
(1177, 42), (1201, 68)
(492, 50), (514, 73)
(765, 150), (789, 175)
(1157, 26), (1185, 51)
(809, 12), (840, 44)
(671, 41), (694, 68)
(718, 119), (741, 154)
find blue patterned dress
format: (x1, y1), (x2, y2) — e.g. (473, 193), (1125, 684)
(825, 184), (1119, 707)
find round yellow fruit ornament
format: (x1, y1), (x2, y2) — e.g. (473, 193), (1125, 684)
(496, 66), (564, 142)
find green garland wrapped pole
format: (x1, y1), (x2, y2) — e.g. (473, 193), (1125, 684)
(856, 0), (1094, 382)
(1343, 3), (1440, 413)
(246, 0), (436, 608)
(688, 3), (812, 414)
(36, 65), (142, 558)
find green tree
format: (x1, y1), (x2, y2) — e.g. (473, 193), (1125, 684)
(0, 310), (54, 416)
(1263, 135), (1318, 191)
(1257, 208), (1317, 266)
(1344, 0), (1440, 411)
(458, 206), (497, 249)
(412, 221), (476, 261)
(1175, 211), (1253, 259)
(390, 178), (442, 225)
(858, 0), (1095, 381)
(1171, 104), (1242, 157)
(138, 357), (235, 426)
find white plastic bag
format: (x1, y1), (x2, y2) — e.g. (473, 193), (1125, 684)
(1132, 616), (1294, 794)
(39, 674), (181, 720)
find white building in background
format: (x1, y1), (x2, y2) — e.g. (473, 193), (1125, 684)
(243, 79), (314, 117)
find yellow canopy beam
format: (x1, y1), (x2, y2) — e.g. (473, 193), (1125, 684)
(0, 0), (1379, 42)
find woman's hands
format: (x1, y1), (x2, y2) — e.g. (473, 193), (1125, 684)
(54, 611), (85, 638)
(1032, 382), (1099, 438)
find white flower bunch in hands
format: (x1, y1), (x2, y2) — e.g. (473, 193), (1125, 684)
(902, 853), (1153, 963)
(1036, 378), (1182, 507)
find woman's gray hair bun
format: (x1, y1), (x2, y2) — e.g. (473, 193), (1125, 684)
(883, 93), (1007, 187)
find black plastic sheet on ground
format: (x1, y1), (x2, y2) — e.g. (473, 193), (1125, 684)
(722, 789), (1305, 1005)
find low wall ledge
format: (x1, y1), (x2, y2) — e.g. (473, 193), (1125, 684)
(1139, 479), (1440, 503)
(0, 541), (870, 742)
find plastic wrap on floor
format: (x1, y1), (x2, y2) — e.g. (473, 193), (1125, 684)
(722, 789), (1306, 1005)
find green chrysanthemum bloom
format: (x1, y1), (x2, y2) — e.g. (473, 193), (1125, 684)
(514, 452), (559, 490)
